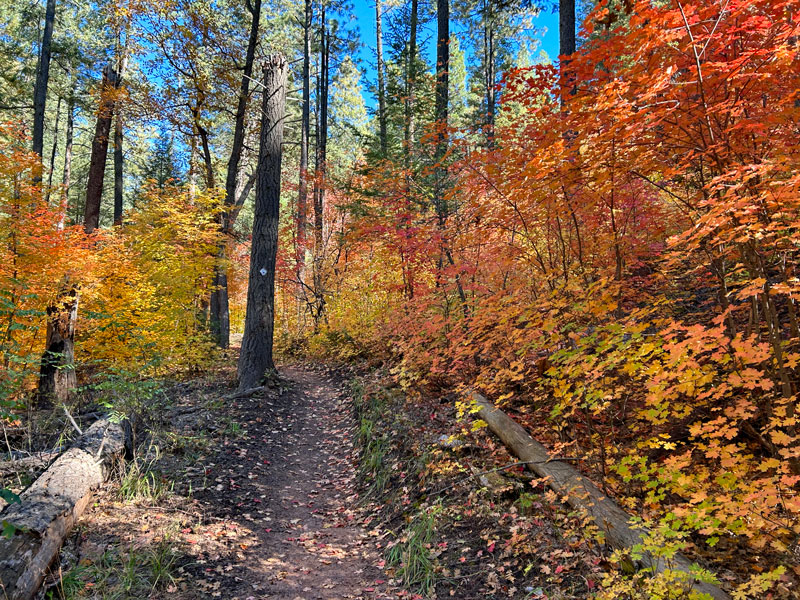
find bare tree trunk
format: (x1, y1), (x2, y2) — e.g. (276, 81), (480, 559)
(312, 16), (329, 327)
(193, 98), (216, 189)
(433, 0), (465, 311)
(211, 0), (262, 349)
(238, 55), (287, 390)
(559, 0), (576, 103)
(473, 391), (731, 600)
(83, 64), (119, 234)
(112, 27), (128, 225)
(198, 125), (215, 189)
(38, 88), (80, 404)
(223, 0), (261, 210)
(296, 0), (312, 322)
(44, 96), (61, 205)
(434, 0), (449, 218)
(482, 0), (495, 143)
(403, 0), (418, 167)
(39, 65), (114, 406)
(113, 108), (124, 225)
(211, 0), (261, 348)
(375, 0), (387, 155)
(58, 92), (73, 230)
(32, 0), (56, 162)
(0, 419), (124, 600)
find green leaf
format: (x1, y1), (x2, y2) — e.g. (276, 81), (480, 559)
(0, 488), (20, 505)
(1, 520), (17, 539)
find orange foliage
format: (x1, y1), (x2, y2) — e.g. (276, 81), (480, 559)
(0, 125), (92, 403)
(0, 127), (223, 403)
(300, 0), (800, 592)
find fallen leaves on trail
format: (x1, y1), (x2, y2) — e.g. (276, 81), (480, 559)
(53, 365), (398, 600)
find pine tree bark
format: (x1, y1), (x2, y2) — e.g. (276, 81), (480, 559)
(83, 64), (119, 234)
(211, 0), (262, 349)
(433, 0), (466, 310)
(113, 109), (124, 225)
(312, 16), (329, 327)
(32, 0), (56, 161)
(44, 96), (61, 205)
(375, 0), (387, 155)
(559, 0), (576, 102)
(238, 55), (287, 391)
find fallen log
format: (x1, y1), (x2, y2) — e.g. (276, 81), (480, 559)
(473, 392), (731, 600)
(0, 451), (61, 478)
(0, 418), (124, 600)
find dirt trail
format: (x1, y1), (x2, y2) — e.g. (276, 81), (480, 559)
(183, 365), (392, 600)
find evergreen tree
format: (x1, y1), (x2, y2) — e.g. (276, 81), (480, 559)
(142, 129), (182, 190)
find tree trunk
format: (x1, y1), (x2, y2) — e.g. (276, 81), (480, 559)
(403, 0), (418, 167)
(193, 98), (215, 189)
(433, 0), (466, 310)
(198, 125), (215, 189)
(434, 0), (449, 218)
(375, 0), (387, 155)
(40, 69), (99, 406)
(237, 55), (287, 391)
(58, 92), (73, 230)
(112, 27), (128, 225)
(312, 16), (329, 327)
(37, 282), (78, 407)
(296, 0), (312, 318)
(559, 0), (576, 103)
(211, 0), (262, 349)
(83, 64), (119, 234)
(113, 108), (124, 225)
(32, 0), (56, 162)
(0, 450), (60, 478)
(43, 96), (61, 205)
(482, 0), (495, 142)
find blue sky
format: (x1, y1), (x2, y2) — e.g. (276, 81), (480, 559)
(348, 0), (561, 108)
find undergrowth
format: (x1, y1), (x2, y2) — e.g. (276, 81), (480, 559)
(118, 452), (172, 504)
(351, 371), (611, 599)
(47, 536), (178, 600)
(386, 505), (440, 596)
(353, 379), (391, 498)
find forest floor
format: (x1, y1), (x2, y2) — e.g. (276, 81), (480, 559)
(45, 364), (396, 600)
(39, 359), (602, 600)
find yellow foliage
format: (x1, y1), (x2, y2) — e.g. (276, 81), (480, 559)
(79, 184), (222, 374)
